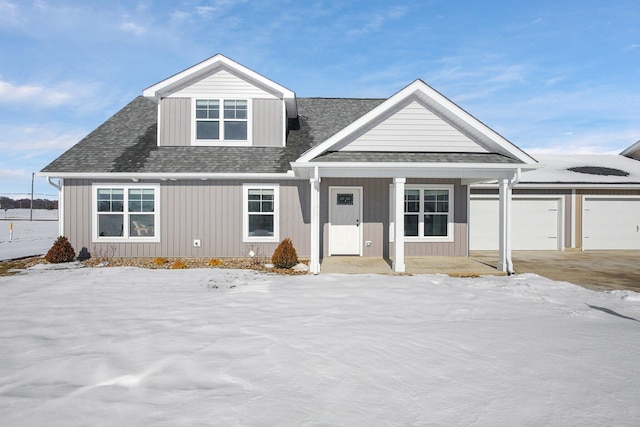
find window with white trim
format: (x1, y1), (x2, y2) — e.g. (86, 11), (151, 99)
(404, 188), (451, 237)
(195, 98), (248, 143)
(243, 184), (279, 242)
(94, 185), (160, 242)
(390, 184), (454, 242)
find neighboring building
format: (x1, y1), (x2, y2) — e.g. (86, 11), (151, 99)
(470, 154), (640, 251)
(41, 54), (539, 273)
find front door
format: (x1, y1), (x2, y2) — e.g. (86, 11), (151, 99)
(329, 187), (362, 255)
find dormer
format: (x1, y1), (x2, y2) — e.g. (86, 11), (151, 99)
(143, 54), (297, 147)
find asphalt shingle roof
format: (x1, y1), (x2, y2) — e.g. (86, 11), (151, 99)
(41, 97), (385, 174)
(41, 96), (519, 174)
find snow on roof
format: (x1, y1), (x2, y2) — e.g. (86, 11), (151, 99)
(520, 154), (640, 184)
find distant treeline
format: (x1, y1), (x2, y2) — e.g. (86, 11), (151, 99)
(0, 197), (58, 210)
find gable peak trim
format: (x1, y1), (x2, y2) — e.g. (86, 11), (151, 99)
(142, 54), (297, 117)
(296, 79), (536, 165)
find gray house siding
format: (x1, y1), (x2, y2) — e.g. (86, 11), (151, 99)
(64, 179), (310, 259)
(253, 99), (284, 146)
(320, 178), (468, 259)
(159, 97), (283, 147)
(159, 97), (191, 146)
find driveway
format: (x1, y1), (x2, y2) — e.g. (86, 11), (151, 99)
(471, 251), (640, 292)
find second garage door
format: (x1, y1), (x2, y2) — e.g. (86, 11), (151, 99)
(583, 197), (640, 249)
(470, 197), (563, 250)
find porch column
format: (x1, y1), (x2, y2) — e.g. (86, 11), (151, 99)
(393, 177), (406, 272)
(497, 178), (513, 274)
(309, 176), (321, 274)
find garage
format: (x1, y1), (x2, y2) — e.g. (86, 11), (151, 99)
(582, 196), (640, 249)
(470, 196), (563, 250)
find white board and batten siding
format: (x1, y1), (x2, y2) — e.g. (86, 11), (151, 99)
(582, 196), (640, 250)
(64, 179), (310, 259)
(339, 100), (488, 153)
(470, 196), (564, 251)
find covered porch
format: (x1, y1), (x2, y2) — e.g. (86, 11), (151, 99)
(320, 255), (505, 276)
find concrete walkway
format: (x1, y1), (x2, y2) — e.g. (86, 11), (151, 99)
(471, 250), (640, 292)
(320, 256), (505, 276)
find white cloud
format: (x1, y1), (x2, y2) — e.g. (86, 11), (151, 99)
(0, 0), (19, 25)
(348, 6), (408, 36)
(0, 80), (71, 106)
(120, 21), (147, 35)
(0, 125), (86, 156)
(196, 6), (215, 19)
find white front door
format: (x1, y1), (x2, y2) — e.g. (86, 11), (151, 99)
(329, 187), (362, 255)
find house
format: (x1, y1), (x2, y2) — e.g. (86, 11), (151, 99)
(469, 151), (640, 251)
(40, 54), (542, 274)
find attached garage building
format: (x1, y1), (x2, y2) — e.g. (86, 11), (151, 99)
(470, 154), (640, 251)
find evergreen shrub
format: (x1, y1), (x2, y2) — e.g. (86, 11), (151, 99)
(271, 238), (298, 268)
(45, 236), (76, 263)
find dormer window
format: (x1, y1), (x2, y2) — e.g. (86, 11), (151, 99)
(194, 98), (249, 145)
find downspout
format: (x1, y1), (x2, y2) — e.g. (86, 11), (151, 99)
(47, 176), (61, 191)
(505, 168), (521, 274)
(47, 177), (64, 237)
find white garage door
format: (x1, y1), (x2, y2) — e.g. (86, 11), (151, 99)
(470, 197), (562, 250)
(583, 197), (640, 250)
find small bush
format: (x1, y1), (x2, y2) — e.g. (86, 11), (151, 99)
(208, 258), (223, 267)
(271, 238), (298, 268)
(171, 260), (187, 269)
(45, 236), (76, 263)
(153, 257), (168, 266)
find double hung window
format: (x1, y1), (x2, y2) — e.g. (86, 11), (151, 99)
(243, 184), (279, 242)
(404, 188), (451, 237)
(391, 184), (454, 241)
(195, 98), (248, 142)
(94, 185), (160, 241)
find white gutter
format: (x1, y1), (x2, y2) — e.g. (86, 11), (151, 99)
(472, 182), (640, 190)
(46, 177), (64, 237)
(36, 171), (298, 180)
(292, 161), (539, 171)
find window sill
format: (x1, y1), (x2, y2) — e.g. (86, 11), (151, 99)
(403, 236), (454, 243)
(244, 236), (279, 243)
(93, 237), (161, 243)
(193, 140), (251, 147)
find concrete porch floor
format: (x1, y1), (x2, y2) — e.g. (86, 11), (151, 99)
(320, 256), (505, 276)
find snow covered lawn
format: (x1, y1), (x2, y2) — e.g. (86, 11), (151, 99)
(1, 267), (639, 426)
(0, 212), (59, 261)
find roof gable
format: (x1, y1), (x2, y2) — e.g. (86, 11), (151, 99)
(621, 139), (640, 160)
(297, 80), (536, 164)
(142, 54), (297, 118)
(335, 96), (488, 153)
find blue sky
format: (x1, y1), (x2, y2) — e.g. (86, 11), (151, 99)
(1, 0), (638, 198)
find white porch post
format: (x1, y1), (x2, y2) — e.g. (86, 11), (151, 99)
(309, 175), (321, 274)
(497, 178), (513, 274)
(392, 177), (406, 272)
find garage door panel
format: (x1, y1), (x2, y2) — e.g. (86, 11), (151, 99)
(471, 198), (561, 250)
(583, 198), (640, 250)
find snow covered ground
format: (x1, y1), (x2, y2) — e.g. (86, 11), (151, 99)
(1, 266), (639, 426)
(0, 210), (59, 260)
